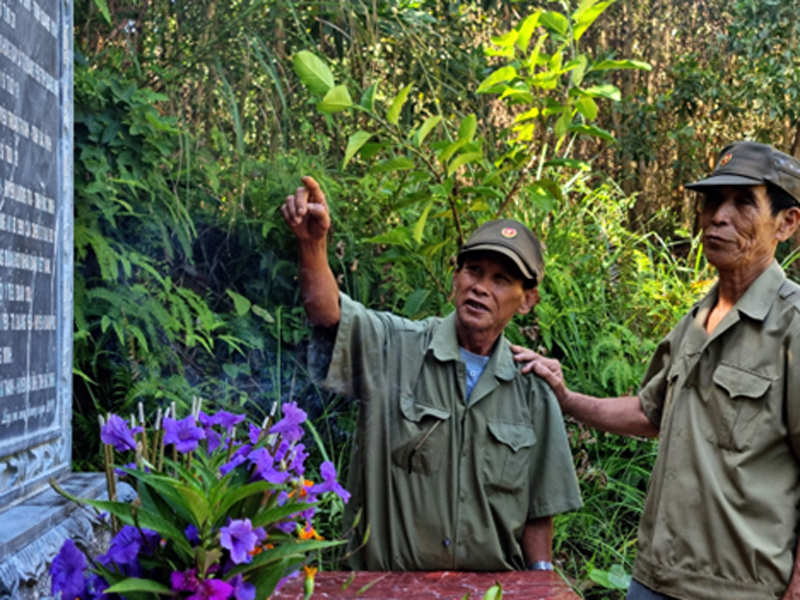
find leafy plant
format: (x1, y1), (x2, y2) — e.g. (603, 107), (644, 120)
(52, 401), (347, 599)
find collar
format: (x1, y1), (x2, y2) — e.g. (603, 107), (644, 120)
(730, 259), (785, 321)
(428, 311), (517, 381)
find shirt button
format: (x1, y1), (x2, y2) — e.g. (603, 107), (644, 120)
(443, 538), (451, 547)
(460, 492), (467, 502)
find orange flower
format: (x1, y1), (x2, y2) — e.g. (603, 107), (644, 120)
(298, 522), (324, 540)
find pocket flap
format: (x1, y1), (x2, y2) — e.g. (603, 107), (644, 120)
(399, 395), (451, 423)
(487, 420), (536, 452)
(713, 363), (772, 400)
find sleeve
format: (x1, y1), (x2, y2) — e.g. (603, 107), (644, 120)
(526, 379), (583, 520)
(785, 328), (800, 461)
(637, 327), (679, 429)
(308, 292), (414, 400)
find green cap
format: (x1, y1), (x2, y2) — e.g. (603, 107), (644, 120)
(457, 219), (543, 285)
(686, 141), (800, 204)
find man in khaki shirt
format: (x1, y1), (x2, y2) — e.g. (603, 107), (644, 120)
(281, 177), (581, 570)
(516, 141), (800, 599)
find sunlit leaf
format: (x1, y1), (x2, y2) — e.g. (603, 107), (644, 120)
(516, 11), (541, 52)
(363, 227), (412, 245)
(490, 30), (518, 48)
(369, 157), (415, 173)
(387, 84), (413, 124)
(413, 202), (434, 244)
(576, 96), (598, 120)
(569, 55), (588, 86)
(569, 123), (615, 142)
(226, 290), (251, 316)
(105, 578), (173, 595)
(540, 11), (569, 36)
(318, 85), (353, 113)
(404, 288), (431, 318)
(572, 0), (615, 41)
(292, 51), (335, 95)
(477, 66), (518, 94)
(582, 84), (621, 100)
(514, 107), (540, 123)
(590, 58), (652, 71)
(360, 82), (378, 111)
(447, 152), (483, 177)
(458, 114), (477, 142)
(343, 131), (372, 169)
(93, 0), (111, 25)
(544, 158), (591, 170)
(413, 115), (443, 146)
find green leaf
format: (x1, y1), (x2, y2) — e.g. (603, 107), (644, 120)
(360, 82), (378, 111)
(572, 0), (615, 41)
(569, 55), (589, 86)
(544, 158), (591, 170)
(292, 51), (335, 96)
(93, 0), (112, 24)
(225, 539), (340, 578)
(490, 30), (518, 48)
(516, 11), (541, 52)
(404, 289), (431, 318)
(590, 58), (652, 71)
(514, 107), (540, 123)
(251, 304), (274, 323)
(540, 11), (569, 36)
(413, 202), (434, 244)
(369, 157), (415, 174)
(458, 114), (478, 142)
(214, 481), (280, 521)
(318, 85), (353, 113)
(582, 84), (621, 100)
(477, 66), (518, 94)
(555, 110), (573, 137)
(576, 96), (598, 120)
(569, 123), (615, 142)
(439, 138), (469, 165)
(387, 84), (413, 124)
(363, 227), (413, 246)
(413, 115), (443, 147)
(226, 290), (251, 316)
(447, 151), (483, 177)
(104, 578), (174, 595)
(342, 131), (373, 169)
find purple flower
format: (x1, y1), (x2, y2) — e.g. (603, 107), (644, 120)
(220, 444), (251, 476)
(185, 524), (201, 545)
(163, 415), (206, 453)
(188, 579), (234, 600)
(101, 414), (142, 452)
(248, 423), (262, 445)
(288, 444), (309, 477)
(171, 568), (199, 592)
(220, 519), (264, 565)
(249, 448), (289, 485)
(312, 461), (351, 503)
(231, 574), (256, 600)
(213, 410), (245, 432)
(274, 571), (299, 595)
(269, 402), (307, 443)
(274, 520), (296, 534)
(107, 525), (159, 565)
(50, 539), (87, 599)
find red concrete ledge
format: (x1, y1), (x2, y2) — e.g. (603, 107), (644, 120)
(273, 570), (580, 599)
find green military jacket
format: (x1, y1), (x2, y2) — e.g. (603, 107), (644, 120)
(635, 261), (800, 599)
(310, 293), (582, 571)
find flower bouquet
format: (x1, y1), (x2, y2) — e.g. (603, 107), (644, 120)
(50, 400), (348, 599)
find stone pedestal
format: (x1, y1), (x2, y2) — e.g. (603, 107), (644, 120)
(0, 473), (134, 600)
(273, 570), (580, 599)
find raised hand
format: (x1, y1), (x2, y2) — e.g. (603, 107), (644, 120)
(280, 176), (331, 243)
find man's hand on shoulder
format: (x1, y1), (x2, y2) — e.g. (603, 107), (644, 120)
(510, 344), (569, 402)
(280, 176), (331, 243)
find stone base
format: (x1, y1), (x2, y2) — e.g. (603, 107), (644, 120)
(0, 473), (134, 600)
(273, 570), (580, 599)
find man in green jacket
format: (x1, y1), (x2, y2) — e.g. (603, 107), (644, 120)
(280, 177), (581, 571)
(516, 141), (800, 600)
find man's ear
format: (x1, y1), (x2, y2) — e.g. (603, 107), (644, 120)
(777, 206), (800, 242)
(517, 288), (540, 316)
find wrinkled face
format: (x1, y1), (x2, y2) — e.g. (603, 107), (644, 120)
(453, 252), (536, 345)
(699, 185), (784, 275)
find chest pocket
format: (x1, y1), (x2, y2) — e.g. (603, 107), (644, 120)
(704, 363), (772, 451)
(391, 396), (451, 476)
(482, 420), (536, 494)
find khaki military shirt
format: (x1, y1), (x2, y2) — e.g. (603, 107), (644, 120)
(310, 293), (582, 571)
(634, 261), (800, 599)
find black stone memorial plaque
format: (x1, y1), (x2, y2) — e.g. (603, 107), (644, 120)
(0, 0), (72, 510)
